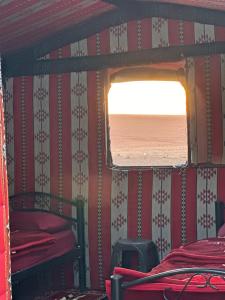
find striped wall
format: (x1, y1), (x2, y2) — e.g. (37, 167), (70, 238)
(4, 18), (225, 289)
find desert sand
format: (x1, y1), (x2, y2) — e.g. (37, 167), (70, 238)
(108, 114), (188, 167)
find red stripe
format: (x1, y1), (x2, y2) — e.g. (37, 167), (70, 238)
(141, 171), (153, 239)
(195, 57), (208, 162)
(183, 21), (195, 45)
(87, 33), (99, 289)
(87, 71), (99, 288)
(215, 26), (225, 42)
(101, 166), (112, 280)
(140, 19), (152, 50)
(171, 170), (182, 248)
(13, 77), (34, 195)
(49, 51), (59, 196)
(24, 76), (35, 193)
(61, 46), (72, 213)
(127, 20), (138, 51)
(99, 29), (112, 282)
(168, 19), (180, 46)
(210, 55), (223, 163)
(217, 168), (225, 203)
(128, 171), (138, 238)
(186, 168), (197, 242)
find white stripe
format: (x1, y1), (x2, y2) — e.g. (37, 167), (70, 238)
(197, 168), (217, 240)
(33, 75), (50, 199)
(194, 23), (215, 43)
(152, 17), (169, 48)
(109, 23), (128, 53)
(71, 37), (90, 288)
(152, 170), (171, 259)
(111, 170), (128, 247)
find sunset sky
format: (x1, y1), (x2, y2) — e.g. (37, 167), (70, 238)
(108, 81), (186, 115)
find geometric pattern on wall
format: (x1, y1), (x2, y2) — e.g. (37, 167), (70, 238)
(109, 23), (128, 53)
(109, 21), (128, 250)
(197, 168), (217, 240)
(152, 169), (171, 260)
(111, 170), (128, 248)
(4, 18), (225, 289)
(152, 17), (168, 48)
(194, 23), (215, 44)
(33, 75), (50, 206)
(71, 38), (90, 287)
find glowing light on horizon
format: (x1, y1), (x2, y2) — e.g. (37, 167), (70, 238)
(108, 81), (186, 115)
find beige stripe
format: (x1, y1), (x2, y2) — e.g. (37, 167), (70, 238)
(109, 23), (128, 53)
(197, 168), (217, 240)
(70, 39), (90, 287)
(33, 75), (50, 197)
(152, 17), (169, 48)
(152, 169), (171, 260)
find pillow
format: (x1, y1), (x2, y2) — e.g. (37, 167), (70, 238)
(218, 223), (225, 237)
(10, 211), (70, 233)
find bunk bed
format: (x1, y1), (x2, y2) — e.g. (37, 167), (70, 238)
(9, 192), (86, 298)
(107, 201), (225, 300)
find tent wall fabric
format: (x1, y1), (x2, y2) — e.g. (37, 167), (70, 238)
(0, 60), (11, 300)
(4, 18), (225, 290)
(0, 0), (114, 54)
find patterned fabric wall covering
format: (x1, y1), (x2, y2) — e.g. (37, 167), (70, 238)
(3, 18), (225, 290)
(0, 0), (114, 54)
(0, 57), (11, 300)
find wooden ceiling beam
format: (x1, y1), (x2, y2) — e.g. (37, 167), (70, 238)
(4, 41), (225, 77)
(4, 1), (225, 64)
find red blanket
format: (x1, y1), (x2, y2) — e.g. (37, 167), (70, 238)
(11, 230), (56, 256)
(106, 238), (225, 300)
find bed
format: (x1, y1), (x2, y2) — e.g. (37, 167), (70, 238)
(107, 201), (225, 300)
(9, 192), (86, 298)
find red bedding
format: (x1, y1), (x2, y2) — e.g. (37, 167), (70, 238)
(11, 230), (56, 254)
(106, 238), (225, 300)
(11, 229), (75, 273)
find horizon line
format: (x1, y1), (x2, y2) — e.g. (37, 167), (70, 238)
(108, 113), (186, 116)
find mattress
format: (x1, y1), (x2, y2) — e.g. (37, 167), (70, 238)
(11, 229), (76, 273)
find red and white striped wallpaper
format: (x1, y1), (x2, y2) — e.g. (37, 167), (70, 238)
(4, 18), (225, 289)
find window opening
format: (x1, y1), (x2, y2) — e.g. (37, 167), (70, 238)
(107, 79), (188, 167)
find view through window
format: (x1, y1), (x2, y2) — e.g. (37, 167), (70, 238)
(108, 80), (188, 167)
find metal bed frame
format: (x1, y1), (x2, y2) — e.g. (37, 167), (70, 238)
(10, 192), (86, 297)
(111, 200), (225, 300)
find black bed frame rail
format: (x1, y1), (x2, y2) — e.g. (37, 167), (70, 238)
(10, 192), (86, 291)
(111, 268), (225, 300)
(215, 200), (225, 233)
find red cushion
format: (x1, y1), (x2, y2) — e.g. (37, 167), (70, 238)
(10, 211), (70, 233)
